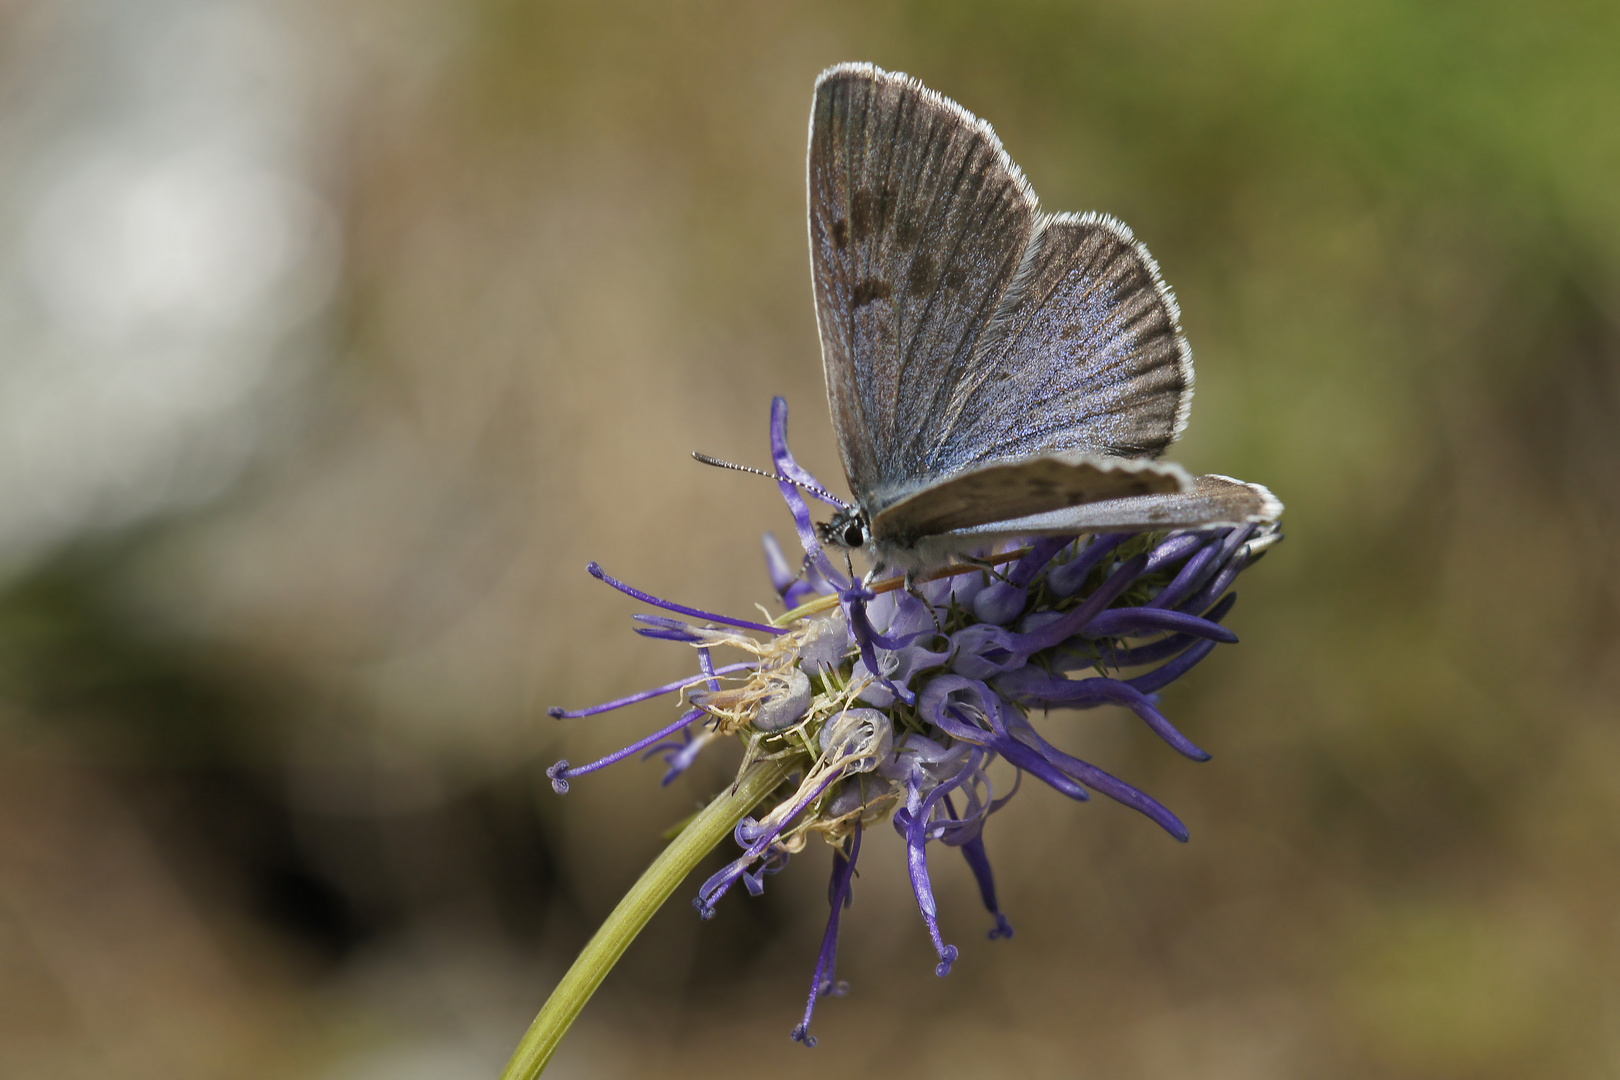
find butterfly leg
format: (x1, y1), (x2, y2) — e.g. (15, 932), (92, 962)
(959, 552), (1013, 584)
(860, 563), (944, 636)
(903, 569), (945, 636)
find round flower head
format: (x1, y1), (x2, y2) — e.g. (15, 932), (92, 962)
(547, 396), (1281, 1046)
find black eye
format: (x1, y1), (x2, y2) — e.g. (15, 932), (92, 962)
(843, 523), (864, 546)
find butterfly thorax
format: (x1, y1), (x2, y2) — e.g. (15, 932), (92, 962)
(817, 505), (993, 575)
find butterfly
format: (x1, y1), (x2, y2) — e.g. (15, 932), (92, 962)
(803, 62), (1280, 576)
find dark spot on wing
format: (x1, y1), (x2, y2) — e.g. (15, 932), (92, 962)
(831, 219), (849, 250)
(942, 266), (967, 290)
(853, 278), (892, 307)
(1059, 322), (1086, 341)
(895, 214), (921, 248)
(850, 188), (896, 242)
(907, 253), (936, 297)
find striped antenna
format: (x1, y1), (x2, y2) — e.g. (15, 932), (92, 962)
(692, 452), (846, 508)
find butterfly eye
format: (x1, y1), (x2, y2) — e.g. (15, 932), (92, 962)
(842, 522), (865, 547)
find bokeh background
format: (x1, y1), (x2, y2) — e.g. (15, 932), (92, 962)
(2, 1), (1618, 1077)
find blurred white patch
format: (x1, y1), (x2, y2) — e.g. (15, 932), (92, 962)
(0, 0), (340, 571)
(27, 148), (333, 337)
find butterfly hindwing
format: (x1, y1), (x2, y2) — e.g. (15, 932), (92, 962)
(869, 452), (1190, 542)
(914, 212), (1193, 475)
(809, 63), (1039, 511)
(943, 473), (1283, 542)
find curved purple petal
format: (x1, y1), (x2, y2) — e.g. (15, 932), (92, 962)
(770, 396), (845, 509)
(549, 707), (707, 793)
(591, 562), (785, 636)
(946, 794), (1013, 940)
(1144, 532), (1206, 574)
(1107, 593), (1238, 667)
(1147, 537), (1221, 610)
(1127, 637), (1219, 694)
(791, 827), (863, 1047)
(917, 675), (1011, 746)
(1002, 712), (1190, 840)
(844, 586), (917, 705)
(548, 661), (755, 718)
(1175, 550), (1250, 619)
(949, 623), (1028, 680)
(1010, 536), (1075, 586)
(996, 672), (1209, 761)
(1083, 606), (1238, 643)
(1046, 534), (1128, 597)
(972, 581), (1029, 625)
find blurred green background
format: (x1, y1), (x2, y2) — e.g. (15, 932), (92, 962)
(3, 1), (1619, 1077)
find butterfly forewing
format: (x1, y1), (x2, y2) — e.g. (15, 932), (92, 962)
(916, 212), (1192, 474)
(810, 63), (1038, 511)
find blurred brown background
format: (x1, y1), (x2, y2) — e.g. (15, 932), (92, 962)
(2, 1), (1618, 1077)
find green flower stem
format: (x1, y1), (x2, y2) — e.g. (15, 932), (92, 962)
(500, 756), (797, 1079)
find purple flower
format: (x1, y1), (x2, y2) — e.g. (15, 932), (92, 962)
(547, 398), (1281, 1045)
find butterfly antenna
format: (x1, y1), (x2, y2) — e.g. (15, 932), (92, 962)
(691, 452), (846, 507)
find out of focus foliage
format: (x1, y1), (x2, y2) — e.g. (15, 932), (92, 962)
(2, 2), (1618, 1078)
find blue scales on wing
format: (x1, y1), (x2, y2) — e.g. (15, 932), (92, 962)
(914, 211), (1193, 474)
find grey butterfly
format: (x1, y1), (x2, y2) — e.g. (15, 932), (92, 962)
(804, 62), (1280, 574)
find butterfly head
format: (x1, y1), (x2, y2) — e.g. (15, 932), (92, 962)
(817, 506), (870, 551)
